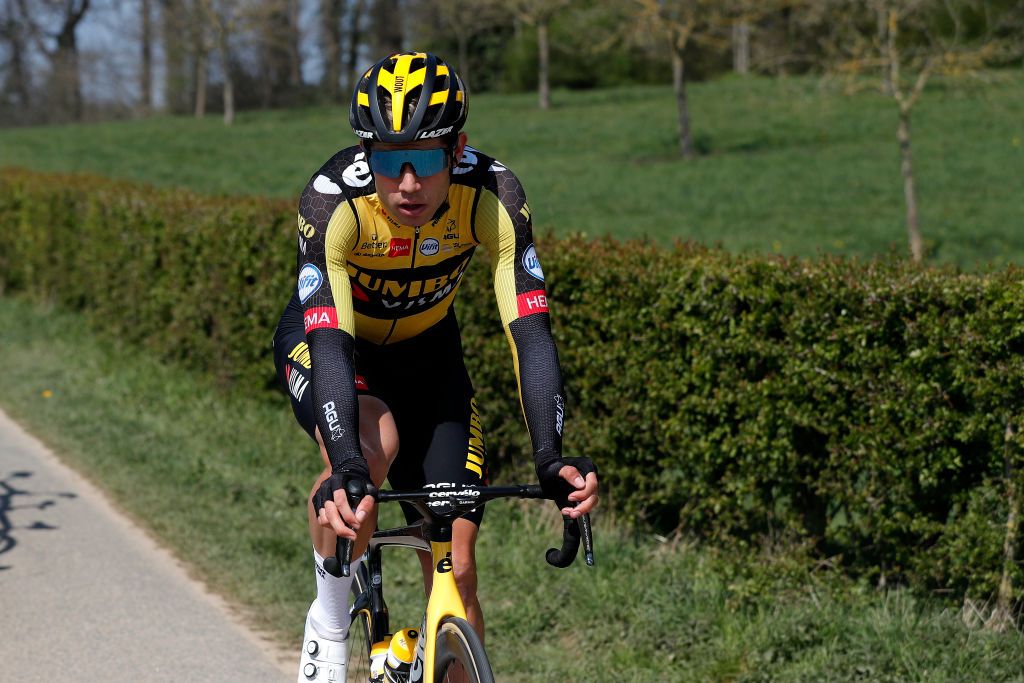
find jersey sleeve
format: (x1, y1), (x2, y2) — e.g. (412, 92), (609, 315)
(474, 164), (566, 469)
(296, 168), (363, 470)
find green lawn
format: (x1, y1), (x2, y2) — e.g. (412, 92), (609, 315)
(2, 294), (1023, 682)
(2, 74), (1022, 267)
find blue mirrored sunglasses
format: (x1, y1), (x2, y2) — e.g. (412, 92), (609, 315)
(367, 148), (450, 179)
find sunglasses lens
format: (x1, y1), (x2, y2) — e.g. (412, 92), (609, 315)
(369, 149), (448, 178)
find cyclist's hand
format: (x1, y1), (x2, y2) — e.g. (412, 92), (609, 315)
(312, 462), (377, 540)
(537, 456), (599, 519)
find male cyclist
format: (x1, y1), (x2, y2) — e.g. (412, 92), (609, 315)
(273, 52), (599, 682)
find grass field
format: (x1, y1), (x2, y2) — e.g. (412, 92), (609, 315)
(1, 74), (1022, 267)
(2, 294), (1023, 682)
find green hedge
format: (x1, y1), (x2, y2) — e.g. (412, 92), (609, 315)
(2, 167), (1023, 601)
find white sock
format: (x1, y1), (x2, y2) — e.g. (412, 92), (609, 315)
(309, 548), (354, 635)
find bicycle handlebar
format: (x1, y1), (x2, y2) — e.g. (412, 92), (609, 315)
(321, 484), (594, 578)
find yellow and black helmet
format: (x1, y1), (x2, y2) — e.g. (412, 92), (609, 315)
(349, 52), (468, 144)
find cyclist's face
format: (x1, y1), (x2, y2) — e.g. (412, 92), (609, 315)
(369, 133), (467, 227)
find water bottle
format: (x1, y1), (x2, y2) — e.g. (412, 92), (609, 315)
(383, 628), (419, 682)
(368, 637), (390, 683)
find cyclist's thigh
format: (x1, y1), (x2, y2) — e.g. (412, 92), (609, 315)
(387, 395), (489, 527)
(274, 294), (398, 475)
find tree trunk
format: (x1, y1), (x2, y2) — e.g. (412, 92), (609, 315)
(140, 0), (153, 114)
(344, 0), (367, 97)
(370, 0), (402, 57)
(223, 75), (234, 125)
(1, 6), (32, 110)
(732, 20), (750, 75)
(986, 420), (1020, 632)
(671, 49), (694, 159)
(161, 0), (190, 114)
(322, 0), (342, 101)
(52, 0), (90, 121)
(287, 0), (301, 87)
(194, 50), (207, 118)
(897, 106), (923, 261)
(537, 19), (550, 110)
(219, 24), (234, 126)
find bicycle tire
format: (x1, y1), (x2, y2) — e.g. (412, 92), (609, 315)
(347, 563), (374, 681)
(433, 617), (495, 683)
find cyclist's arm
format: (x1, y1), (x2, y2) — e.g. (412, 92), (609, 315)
(296, 180), (364, 473)
(474, 168), (565, 473)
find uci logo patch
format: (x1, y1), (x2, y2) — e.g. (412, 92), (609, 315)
(522, 244), (544, 281)
(297, 263), (323, 303)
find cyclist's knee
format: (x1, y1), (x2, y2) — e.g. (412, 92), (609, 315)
(452, 555), (479, 599)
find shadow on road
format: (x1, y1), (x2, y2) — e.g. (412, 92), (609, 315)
(0, 470), (77, 571)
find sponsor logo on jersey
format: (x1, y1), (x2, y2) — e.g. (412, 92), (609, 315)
(297, 263), (323, 303)
(303, 306), (338, 333)
(322, 401), (344, 441)
(297, 213), (316, 238)
(443, 219), (458, 240)
(313, 174), (342, 195)
(554, 394), (565, 436)
(517, 289), (549, 317)
(453, 146), (478, 175)
(419, 238), (439, 256)
(342, 152), (372, 187)
(347, 255), (472, 317)
(522, 244), (544, 281)
(285, 364), (309, 401)
(388, 238), (412, 258)
(287, 341), (312, 369)
(355, 375), (369, 392)
(298, 234), (307, 254)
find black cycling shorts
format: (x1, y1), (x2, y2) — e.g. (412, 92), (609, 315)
(273, 292), (488, 526)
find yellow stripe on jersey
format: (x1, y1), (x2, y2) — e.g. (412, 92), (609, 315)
(473, 190), (520, 330)
(324, 203), (359, 337)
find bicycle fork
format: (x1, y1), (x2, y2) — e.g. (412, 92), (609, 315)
(409, 538), (466, 683)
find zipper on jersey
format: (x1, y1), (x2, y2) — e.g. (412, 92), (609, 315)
(381, 225), (419, 345)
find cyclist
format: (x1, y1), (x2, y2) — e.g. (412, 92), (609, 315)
(272, 51), (599, 682)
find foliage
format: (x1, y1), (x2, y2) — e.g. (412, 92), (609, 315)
(3, 166), (1024, 603)
(4, 294), (1024, 680)
(1, 77), (1024, 268)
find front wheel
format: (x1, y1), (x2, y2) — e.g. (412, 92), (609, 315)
(433, 617), (494, 683)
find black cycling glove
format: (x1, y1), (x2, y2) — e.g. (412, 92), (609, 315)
(536, 456), (598, 512)
(312, 459), (376, 517)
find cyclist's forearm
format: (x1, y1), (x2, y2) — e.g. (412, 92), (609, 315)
(507, 315), (565, 468)
(307, 327), (364, 472)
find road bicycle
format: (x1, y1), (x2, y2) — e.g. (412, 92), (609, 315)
(322, 483), (595, 683)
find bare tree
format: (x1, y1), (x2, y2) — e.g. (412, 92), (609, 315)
(817, 0), (1019, 261)
(140, 0), (153, 114)
(160, 0), (192, 114)
(321, 0), (343, 100)
(253, 0), (301, 107)
(509, 0), (573, 109)
(370, 0), (402, 56)
(428, 0), (511, 91)
(14, 0), (92, 121)
(0, 0), (33, 114)
(197, 0), (239, 125)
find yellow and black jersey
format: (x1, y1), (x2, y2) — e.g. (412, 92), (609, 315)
(288, 145), (565, 472)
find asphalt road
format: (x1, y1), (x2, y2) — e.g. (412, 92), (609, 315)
(0, 408), (294, 682)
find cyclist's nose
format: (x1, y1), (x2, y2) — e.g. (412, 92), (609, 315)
(398, 164), (421, 192)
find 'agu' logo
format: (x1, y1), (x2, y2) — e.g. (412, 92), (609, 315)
(297, 263), (323, 303)
(522, 244), (544, 281)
